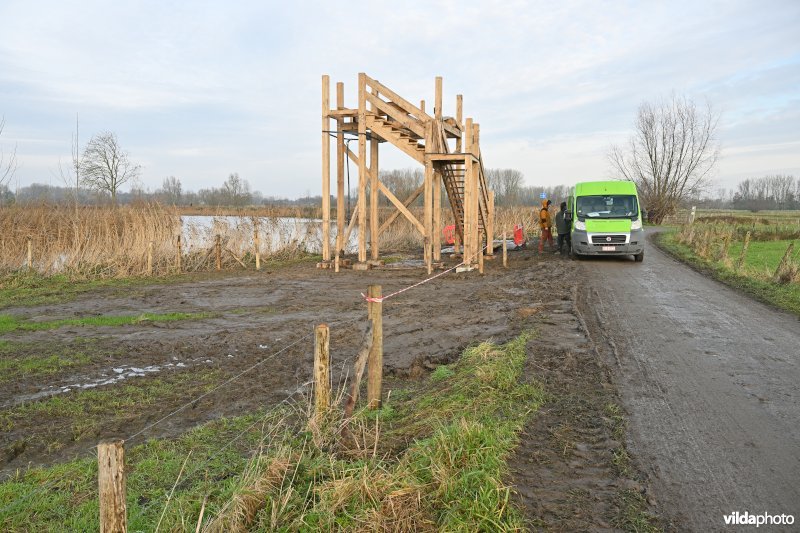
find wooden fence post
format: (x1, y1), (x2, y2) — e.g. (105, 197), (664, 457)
(215, 234), (222, 271)
(502, 231), (508, 268)
(314, 324), (330, 417)
(98, 439), (127, 533)
(254, 220), (261, 271)
(736, 231), (751, 272)
(147, 241), (153, 275)
(27, 237), (32, 270)
(367, 285), (383, 409)
(773, 241), (795, 282)
(176, 235), (182, 273)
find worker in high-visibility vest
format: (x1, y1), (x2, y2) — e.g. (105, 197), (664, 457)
(538, 199), (554, 253)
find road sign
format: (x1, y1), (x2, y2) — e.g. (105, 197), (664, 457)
(539, 192), (547, 199)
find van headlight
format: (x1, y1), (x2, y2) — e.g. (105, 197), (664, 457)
(574, 220), (586, 231)
(631, 218), (642, 230)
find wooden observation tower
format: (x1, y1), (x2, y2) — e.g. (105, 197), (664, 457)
(321, 73), (494, 272)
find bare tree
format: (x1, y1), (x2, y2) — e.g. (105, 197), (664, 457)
(609, 95), (720, 223)
(0, 116), (18, 193)
(80, 131), (141, 203)
(159, 175), (182, 204)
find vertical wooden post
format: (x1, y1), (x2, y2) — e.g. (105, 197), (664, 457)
(98, 439), (127, 533)
(433, 170), (442, 261)
(464, 118), (474, 267)
(503, 231), (508, 268)
(336, 82), (345, 256)
(367, 285), (383, 409)
(321, 75), (331, 262)
(424, 121), (434, 274)
(147, 241), (153, 275)
(27, 236), (32, 269)
(454, 232), (460, 255)
(419, 100), (425, 114)
(334, 249), (340, 273)
(370, 129), (380, 261)
(314, 324), (330, 417)
(435, 76), (443, 119)
(773, 241), (795, 281)
(455, 95), (463, 153)
(254, 219), (261, 271)
(357, 73), (367, 264)
(215, 234), (221, 271)
(736, 231), (751, 272)
(470, 123), (480, 264)
(486, 190), (495, 256)
(175, 235), (182, 273)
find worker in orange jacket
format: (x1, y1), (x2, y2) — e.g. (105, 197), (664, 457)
(538, 199), (554, 253)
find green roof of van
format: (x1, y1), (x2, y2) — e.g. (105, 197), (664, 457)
(574, 180), (638, 196)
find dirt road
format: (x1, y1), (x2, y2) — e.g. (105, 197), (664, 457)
(578, 231), (800, 531)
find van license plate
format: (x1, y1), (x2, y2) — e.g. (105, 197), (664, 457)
(602, 246), (616, 251)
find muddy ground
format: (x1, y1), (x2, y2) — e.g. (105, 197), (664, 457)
(1, 246), (661, 529)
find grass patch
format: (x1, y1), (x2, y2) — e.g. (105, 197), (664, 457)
(1, 370), (220, 437)
(1, 333), (543, 531)
(0, 338), (118, 383)
(656, 230), (800, 317)
(0, 311), (211, 334)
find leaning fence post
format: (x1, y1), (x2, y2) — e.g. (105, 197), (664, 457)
(147, 241), (154, 275)
(367, 285), (383, 409)
(773, 241), (795, 282)
(27, 236), (32, 270)
(254, 220), (261, 271)
(314, 324), (330, 417)
(736, 231), (751, 272)
(215, 234), (222, 271)
(98, 439), (127, 533)
(502, 231), (508, 268)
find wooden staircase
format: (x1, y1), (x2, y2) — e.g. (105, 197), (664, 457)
(322, 72), (494, 268)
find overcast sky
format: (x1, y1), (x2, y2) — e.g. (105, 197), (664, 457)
(1, 0), (798, 197)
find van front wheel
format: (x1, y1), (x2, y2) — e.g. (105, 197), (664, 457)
(634, 251), (644, 262)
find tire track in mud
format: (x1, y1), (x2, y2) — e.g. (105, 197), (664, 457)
(509, 267), (662, 531)
(581, 233), (800, 531)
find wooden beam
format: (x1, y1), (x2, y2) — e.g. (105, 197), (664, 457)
(336, 82), (345, 255)
(342, 203), (359, 251)
(366, 117), (425, 164)
(433, 169), (442, 261)
(377, 181), (425, 235)
(357, 73), (367, 263)
(378, 184), (424, 236)
(365, 93), (425, 137)
(435, 76), (443, 119)
(424, 121), (433, 273)
(486, 190), (495, 256)
(455, 94), (463, 153)
(464, 118), (474, 266)
(363, 74), (431, 122)
(370, 133), (379, 260)
(322, 75), (331, 261)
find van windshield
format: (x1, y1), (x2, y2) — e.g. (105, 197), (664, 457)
(576, 195), (638, 220)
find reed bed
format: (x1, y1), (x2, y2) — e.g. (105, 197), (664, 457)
(0, 204), (180, 278)
(0, 203), (542, 279)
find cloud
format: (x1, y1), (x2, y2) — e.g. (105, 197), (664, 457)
(1, 0), (798, 194)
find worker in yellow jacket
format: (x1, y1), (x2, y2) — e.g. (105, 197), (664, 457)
(538, 199), (554, 253)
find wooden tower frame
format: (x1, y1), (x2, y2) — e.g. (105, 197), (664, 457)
(321, 73), (494, 272)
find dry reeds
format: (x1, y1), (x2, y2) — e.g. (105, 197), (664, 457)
(0, 204), (180, 277)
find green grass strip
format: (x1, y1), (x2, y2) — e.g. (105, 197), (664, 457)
(0, 311), (211, 334)
(0, 333), (543, 531)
